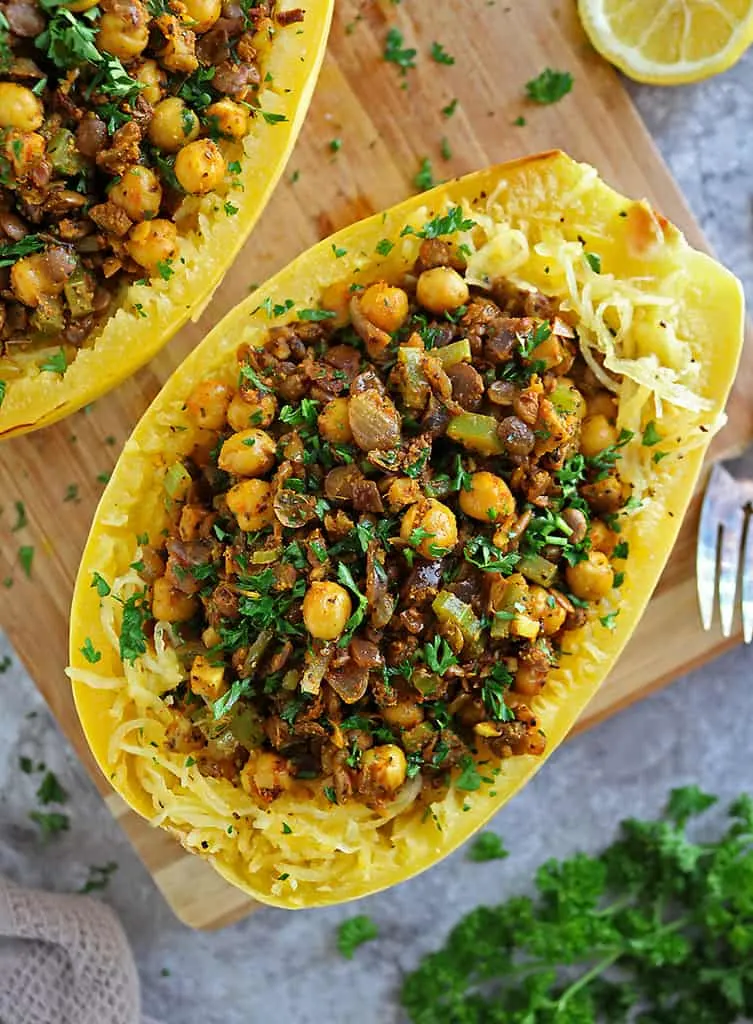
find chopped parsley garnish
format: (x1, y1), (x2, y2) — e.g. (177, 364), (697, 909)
(584, 251), (602, 274)
(384, 26), (417, 75)
(11, 500), (26, 532)
(482, 664), (514, 722)
(0, 235), (45, 268)
(39, 349), (68, 375)
(212, 678), (252, 719)
(80, 637), (102, 664)
(36, 7), (101, 70)
(440, 136), (452, 161)
(18, 545), (34, 579)
(336, 563), (369, 647)
(421, 636), (458, 676)
(376, 238), (395, 256)
(297, 308), (337, 322)
(413, 206), (476, 240)
(36, 770), (68, 805)
(178, 66), (215, 109)
(331, 243), (347, 258)
(464, 536), (520, 575)
(260, 110), (287, 125)
(329, 137), (342, 153)
(525, 68), (574, 104)
(79, 861), (118, 894)
(455, 756), (482, 791)
(442, 98), (459, 118)
(430, 42), (455, 65)
(467, 832), (509, 862)
(118, 589), (150, 664)
(239, 364), (273, 393)
(586, 428), (634, 477)
(30, 811), (70, 838)
(642, 420), (663, 447)
(337, 915), (379, 958)
(410, 162), (436, 198)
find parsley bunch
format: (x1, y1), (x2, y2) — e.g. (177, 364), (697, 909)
(402, 786), (753, 1023)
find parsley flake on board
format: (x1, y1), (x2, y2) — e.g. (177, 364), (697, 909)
(525, 68), (574, 104)
(414, 157), (436, 192)
(402, 787), (753, 1024)
(29, 811), (69, 838)
(337, 915), (379, 958)
(430, 42), (455, 65)
(36, 770), (68, 805)
(384, 26), (417, 75)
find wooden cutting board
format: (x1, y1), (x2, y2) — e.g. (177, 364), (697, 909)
(1, 0), (751, 929)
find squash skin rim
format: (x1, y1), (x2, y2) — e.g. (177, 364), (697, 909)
(68, 150), (746, 909)
(0, 0), (334, 440)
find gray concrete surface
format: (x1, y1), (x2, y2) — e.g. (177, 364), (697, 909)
(1, 47), (753, 1024)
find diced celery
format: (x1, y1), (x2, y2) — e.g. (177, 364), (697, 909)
(447, 413), (504, 456)
(435, 338), (471, 368)
(432, 589), (482, 643)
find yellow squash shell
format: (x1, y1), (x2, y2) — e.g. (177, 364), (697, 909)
(0, 0), (333, 439)
(68, 151), (745, 909)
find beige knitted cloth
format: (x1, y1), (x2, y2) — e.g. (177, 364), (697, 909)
(0, 877), (159, 1024)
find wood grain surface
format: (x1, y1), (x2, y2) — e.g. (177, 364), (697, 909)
(1, 0), (750, 929)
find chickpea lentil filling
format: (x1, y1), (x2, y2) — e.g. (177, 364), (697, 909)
(0, 0), (298, 359)
(143, 242), (631, 808)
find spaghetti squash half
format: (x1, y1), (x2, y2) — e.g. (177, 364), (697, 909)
(68, 152), (744, 909)
(0, 0), (332, 439)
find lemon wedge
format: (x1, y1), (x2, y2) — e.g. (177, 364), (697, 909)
(578, 0), (753, 84)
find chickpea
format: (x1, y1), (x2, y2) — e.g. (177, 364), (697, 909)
(189, 654), (226, 703)
(174, 139), (226, 194)
(385, 476), (422, 512)
(302, 581), (352, 640)
(587, 390), (618, 421)
(97, 6), (149, 60)
(527, 586), (567, 636)
(579, 414), (619, 458)
(381, 701), (424, 731)
(360, 744), (407, 791)
(318, 397), (353, 445)
(400, 499), (458, 558)
(205, 98), (249, 139)
(148, 97), (200, 153)
(359, 282), (409, 333)
(416, 266), (469, 314)
(227, 390), (277, 431)
(459, 471), (515, 523)
(320, 280), (353, 328)
(134, 59), (165, 106)
(126, 219), (178, 272)
(152, 576), (198, 622)
(514, 660), (547, 697)
(226, 479), (274, 531)
(218, 428), (276, 477)
(185, 379), (232, 430)
(181, 0), (221, 30)
(109, 166), (162, 223)
(240, 751), (293, 802)
(589, 519), (618, 556)
(10, 254), (63, 307)
(0, 84), (43, 132)
(565, 550), (614, 602)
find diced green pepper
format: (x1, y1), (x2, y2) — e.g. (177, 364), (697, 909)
(30, 295), (64, 335)
(550, 381), (586, 418)
(229, 707), (264, 747)
(447, 413), (504, 456)
(251, 547), (281, 565)
(397, 346), (429, 408)
(163, 463), (192, 500)
(48, 130), (85, 177)
(432, 590), (482, 644)
(64, 267), (94, 319)
(490, 576), (529, 638)
(435, 338), (471, 368)
(518, 553), (558, 586)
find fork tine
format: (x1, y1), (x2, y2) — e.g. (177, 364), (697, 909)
(697, 465), (725, 631)
(718, 505), (746, 638)
(742, 515), (753, 645)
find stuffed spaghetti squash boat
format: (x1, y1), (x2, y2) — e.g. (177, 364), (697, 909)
(68, 152), (744, 909)
(0, 0), (332, 438)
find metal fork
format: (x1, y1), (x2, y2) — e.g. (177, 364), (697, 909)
(697, 448), (753, 643)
